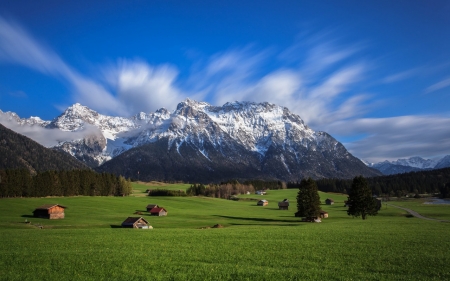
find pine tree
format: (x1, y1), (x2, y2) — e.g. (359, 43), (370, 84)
(295, 178), (321, 218)
(347, 176), (378, 220)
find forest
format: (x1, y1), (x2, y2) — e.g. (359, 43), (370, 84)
(0, 169), (132, 198)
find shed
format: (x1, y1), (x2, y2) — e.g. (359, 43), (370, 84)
(325, 198), (335, 205)
(150, 207), (168, 216)
(146, 204), (159, 212)
(33, 204), (66, 219)
(278, 199), (289, 210)
(121, 217), (151, 229)
(257, 199), (268, 206)
(320, 210), (329, 218)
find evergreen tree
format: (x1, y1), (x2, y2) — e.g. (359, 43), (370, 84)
(295, 178), (321, 218)
(347, 176), (378, 220)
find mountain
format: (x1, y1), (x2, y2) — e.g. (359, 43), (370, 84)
(0, 123), (88, 173)
(368, 156), (450, 175)
(1, 99), (381, 181)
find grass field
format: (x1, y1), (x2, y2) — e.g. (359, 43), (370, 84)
(0, 183), (449, 280)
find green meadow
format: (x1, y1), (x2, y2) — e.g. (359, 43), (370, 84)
(0, 183), (449, 280)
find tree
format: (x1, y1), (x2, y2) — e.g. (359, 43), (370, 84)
(295, 178), (321, 218)
(347, 176), (378, 220)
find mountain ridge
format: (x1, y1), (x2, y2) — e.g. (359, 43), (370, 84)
(1, 99), (381, 181)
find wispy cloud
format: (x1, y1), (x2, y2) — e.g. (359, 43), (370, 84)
(424, 77), (450, 94)
(328, 116), (450, 162)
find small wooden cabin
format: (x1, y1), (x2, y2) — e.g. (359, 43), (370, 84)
(257, 199), (268, 206)
(320, 210), (329, 218)
(33, 204), (66, 219)
(149, 207), (167, 216)
(146, 204), (159, 212)
(121, 217), (151, 229)
(325, 198), (334, 205)
(278, 199), (289, 210)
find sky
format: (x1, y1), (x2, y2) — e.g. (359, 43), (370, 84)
(0, 0), (449, 163)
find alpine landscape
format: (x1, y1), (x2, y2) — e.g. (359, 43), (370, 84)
(1, 1), (449, 280)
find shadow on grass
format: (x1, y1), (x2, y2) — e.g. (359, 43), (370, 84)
(110, 225), (122, 228)
(213, 215), (299, 224)
(229, 222), (302, 227)
(21, 215), (34, 218)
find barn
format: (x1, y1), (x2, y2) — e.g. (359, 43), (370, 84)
(278, 199), (289, 210)
(320, 210), (329, 218)
(325, 198), (335, 205)
(150, 207), (168, 216)
(257, 199), (268, 206)
(146, 204), (159, 212)
(33, 204), (66, 219)
(121, 217), (151, 229)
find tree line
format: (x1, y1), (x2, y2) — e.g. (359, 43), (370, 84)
(308, 167), (450, 198)
(0, 169), (132, 197)
(187, 182), (256, 199)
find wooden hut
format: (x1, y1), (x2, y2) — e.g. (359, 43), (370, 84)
(146, 204), (159, 212)
(257, 199), (268, 206)
(33, 204), (66, 219)
(320, 210), (329, 218)
(121, 217), (151, 229)
(278, 199), (289, 210)
(149, 207), (168, 216)
(325, 198), (334, 205)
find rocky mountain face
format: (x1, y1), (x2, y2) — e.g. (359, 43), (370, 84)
(368, 156), (450, 175)
(0, 99), (381, 181)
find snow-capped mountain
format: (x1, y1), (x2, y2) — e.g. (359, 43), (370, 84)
(368, 156), (450, 175)
(0, 99), (380, 181)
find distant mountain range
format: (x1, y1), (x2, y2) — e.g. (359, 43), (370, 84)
(0, 99), (380, 182)
(0, 123), (88, 173)
(367, 156), (450, 175)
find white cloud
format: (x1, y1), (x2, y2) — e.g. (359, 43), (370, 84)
(327, 116), (450, 163)
(424, 77), (450, 94)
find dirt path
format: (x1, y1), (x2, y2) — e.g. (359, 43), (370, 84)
(387, 204), (450, 223)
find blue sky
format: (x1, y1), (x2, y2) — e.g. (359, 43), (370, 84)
(0, 0), (449, 163)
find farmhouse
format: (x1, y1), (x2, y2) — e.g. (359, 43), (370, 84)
(257, 199), (268, 206)
(325, 198), (334, 205)
(278, 199), (289, 210)
(150, 207), (168, 216)
(146, 204), (159, 212)
(121, 217), (151, 229)
(33, 204), (66, 219)
(320, 210), (329, 218)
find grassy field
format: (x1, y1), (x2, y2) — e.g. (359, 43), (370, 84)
(0, 183), (449, 280)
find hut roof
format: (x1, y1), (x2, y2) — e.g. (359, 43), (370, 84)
(150, 207), (167, 213)
(320, 210), (328, 214)
(278, 201), (289, 207)
(34, 204), (67, 210)
(326, 198), (334, 202)
(259, 200), (268, 203)
(121, 217), (149, 226)
(146, 204), (158, 209)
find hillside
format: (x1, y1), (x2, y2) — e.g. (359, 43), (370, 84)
(0, 123), (88, 173)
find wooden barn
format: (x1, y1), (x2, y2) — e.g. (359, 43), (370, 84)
(325, 198), (335, 205)
(121, 217), (151, 229)
(320, 210), (329, 218)
(149, 207), (168, 216)
(146, 204), (159, 212)
(278, 199), (289, 210)
(33, 204), (66, 219)
(257, 199), (268, 206)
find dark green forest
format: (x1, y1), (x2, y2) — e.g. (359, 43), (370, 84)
(0, 169), (132, 198)
(308, 167), (450, 198)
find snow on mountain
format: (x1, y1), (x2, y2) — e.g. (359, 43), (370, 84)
(0, 99), (379, 181)
(368, 155), (450, 175)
